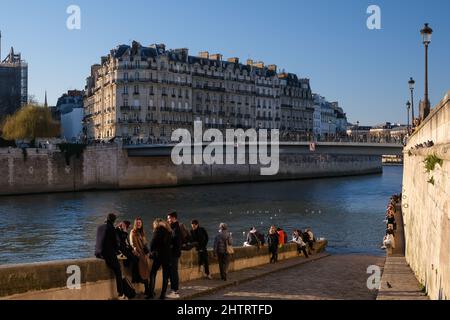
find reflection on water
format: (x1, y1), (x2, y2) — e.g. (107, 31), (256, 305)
(0, 166), (402, 265)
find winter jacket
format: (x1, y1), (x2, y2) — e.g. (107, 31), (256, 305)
(268, 233), (279, 253)
(95, 221), (119, 259)
(150, 226), (172, 264)
(190, 227), (209, 251)
(214, 230), (232, 255)
(170, 221), (182, 258)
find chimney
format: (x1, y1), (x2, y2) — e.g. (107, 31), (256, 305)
(268, 64), (277, 71)
(227, 57), (239, 64)
(210, 53), (223, 61)
(199, 51), (209, 59)
(247, 59), (253, 66)
(254, 61), (264, 68)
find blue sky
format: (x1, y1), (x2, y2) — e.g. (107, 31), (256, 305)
(1, 0), (449, 125)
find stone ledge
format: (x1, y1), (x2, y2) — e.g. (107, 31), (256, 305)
(404, 143), (450, 161)
(0, 240), (327, 299)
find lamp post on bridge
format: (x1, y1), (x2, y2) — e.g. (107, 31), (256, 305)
(408, 77), (415, 127)
(419, 23), (433, 121)
(356, 121), (360, 143)
(406, 101), (411, 134)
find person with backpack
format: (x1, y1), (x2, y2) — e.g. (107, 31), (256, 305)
(190, 220), (211, 279)
(95, 213), (126, 300)
(148, 218), (172, 300)
(167, 211), (182, 299)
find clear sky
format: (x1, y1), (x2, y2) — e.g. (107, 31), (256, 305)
(1, 0), (449, 125)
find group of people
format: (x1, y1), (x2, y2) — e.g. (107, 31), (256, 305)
(95, 211), (232, 300)
(382, 195), (399, 252)
(245, 226), (316, 263)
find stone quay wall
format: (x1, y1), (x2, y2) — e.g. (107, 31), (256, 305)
(0, 241), (327, 300)
(0, 144), (382, 196)
(402, 90), (450, 300)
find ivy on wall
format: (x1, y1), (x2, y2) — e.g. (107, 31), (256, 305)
(58, 143), (87, 166)
(423, 154), (444, 185)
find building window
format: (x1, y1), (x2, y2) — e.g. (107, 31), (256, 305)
(124, 86), (128, 94)
(134, 85), (139, 94)
(135, 72), (139, 80)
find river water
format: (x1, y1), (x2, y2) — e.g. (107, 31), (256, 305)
(0, 166), (403, 265)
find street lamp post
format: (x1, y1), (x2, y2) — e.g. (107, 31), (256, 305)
(356, 121), (360, 142)
(406, 101), (411, 134)
(420, 23), (433, 120)
(408, 77), (415, 126)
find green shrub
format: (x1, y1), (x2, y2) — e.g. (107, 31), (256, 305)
(423, 154), (443, 173)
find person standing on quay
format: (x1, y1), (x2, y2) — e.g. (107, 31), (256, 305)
(277, 227), (285, 248)
(95, 213), (125, 300)
(190, 219), (212, 279)
(292, 229), (309, 258)
(213, 223), (233, 281)
(268, 226), (279, 263)
(116, 221), (140, 282)
(129, 217), (151, 297)
(167, 211), (182, 299)
(149, 218), (172, 300)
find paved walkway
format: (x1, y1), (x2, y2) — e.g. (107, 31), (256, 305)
(194, 254), (385, 300)
(176, 252), (331, 300)
(376, 202), (428, 300)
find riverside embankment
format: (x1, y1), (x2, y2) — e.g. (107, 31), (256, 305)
(0, 142), (402, 196)
(402, 90), (450, 300)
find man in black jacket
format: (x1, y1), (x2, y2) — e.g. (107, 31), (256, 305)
(190, 220), (211, 279)
(167, 211), (182, 299)
(95, 213), (125, 299)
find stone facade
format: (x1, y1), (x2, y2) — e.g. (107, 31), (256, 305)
(402, 90), (450, 300)
(83, 41), (314, 143)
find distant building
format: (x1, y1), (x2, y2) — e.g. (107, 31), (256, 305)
(83, 41), (314, 143)
(312, 94), (347, 139)
(0, 44), (28, 117)
(57, 90), (84, 141)
(370, 122), (407, 143)
(346, 124), (372, 142)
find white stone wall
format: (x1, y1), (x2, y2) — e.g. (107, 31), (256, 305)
(402, 90), (450, 300)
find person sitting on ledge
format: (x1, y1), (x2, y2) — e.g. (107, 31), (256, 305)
(95, 213), (126, 300)
(244, 227), (260, 247)
(292, 229), (309, 258)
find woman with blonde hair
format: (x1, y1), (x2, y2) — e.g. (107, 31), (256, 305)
(148, 218), (172, 299)
(129, 217), (151, 296)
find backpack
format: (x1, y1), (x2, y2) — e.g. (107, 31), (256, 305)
(256, 232), (265, 245)
(179, 223), (193, 251)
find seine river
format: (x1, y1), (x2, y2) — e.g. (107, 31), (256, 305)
(0, 166), (402, 265)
